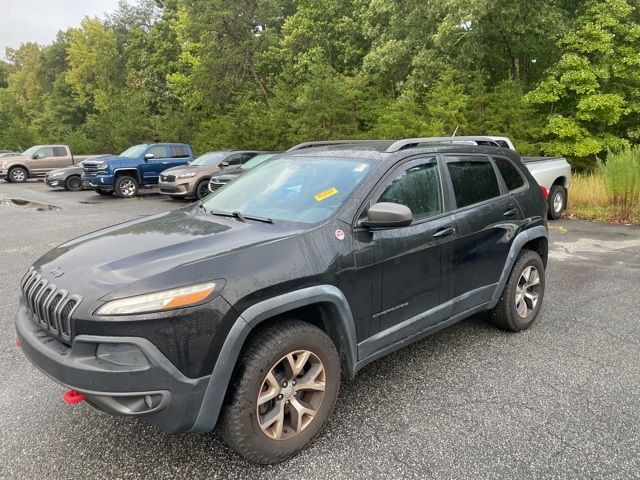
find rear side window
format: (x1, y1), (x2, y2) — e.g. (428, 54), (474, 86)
(379, 160), (442, 221)
(494, 157), (525, 191)
(53, 147), (67, 156)
(169, 145), (190, 158)
(447, 158), (500, 208)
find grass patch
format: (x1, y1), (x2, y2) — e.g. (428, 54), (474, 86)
(567, 172), (640, 224)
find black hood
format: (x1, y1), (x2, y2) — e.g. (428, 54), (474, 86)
(32, 208), (306, 311)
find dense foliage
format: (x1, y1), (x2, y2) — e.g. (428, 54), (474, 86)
(0, 0), (638, 168)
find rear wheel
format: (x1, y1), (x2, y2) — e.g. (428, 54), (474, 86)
(114, 175), (139, 198)
(8, 167), (28, 183)
(489, 249), (545, 332)
(218, 320), (340, 464)
(195, 179), (210, 200)
(65, 175), (83, 191)
(547, 185), (566, 220)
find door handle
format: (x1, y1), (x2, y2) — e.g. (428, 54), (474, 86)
(433, 227), (456, 238)
(503, 208), (518, 217)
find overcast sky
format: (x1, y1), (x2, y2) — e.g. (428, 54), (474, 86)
(0, 0), (124, 57)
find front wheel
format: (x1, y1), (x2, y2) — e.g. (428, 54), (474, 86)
(114, 175), (139, 198)
(65, 175), (83, 191)
(547, 185), (566, 220)
(8, 167), (28, 183)
(489, 249), (545, 332)
(218, 320), (340, 464)
(195, 179), (210, 200)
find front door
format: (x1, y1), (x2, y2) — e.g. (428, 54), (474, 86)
(358, 157), (457, 358)
(29, 147), (57, 175)
(444, 155), (524, 314)
(141, 145), (170, 184)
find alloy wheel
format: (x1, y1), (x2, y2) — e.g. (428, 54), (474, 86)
(257, 350), (326, 441)
(553, 192), (563, 213)
(120, 179), (136, 197)
(515, 266), (540, 318)
(11, 169), (26, 182)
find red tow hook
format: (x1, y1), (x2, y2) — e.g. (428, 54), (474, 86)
(15, 337), (22, 347)
(63, 389), (85, 405)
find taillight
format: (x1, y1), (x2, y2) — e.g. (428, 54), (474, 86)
(540, 186), (549, 200)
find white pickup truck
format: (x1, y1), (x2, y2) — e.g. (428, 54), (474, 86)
(486, 137), (571, 220)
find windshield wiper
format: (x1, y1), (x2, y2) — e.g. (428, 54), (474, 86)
(203, 207), (273, 224)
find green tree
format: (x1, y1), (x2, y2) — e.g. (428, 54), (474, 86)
(526, 0), (640, 159)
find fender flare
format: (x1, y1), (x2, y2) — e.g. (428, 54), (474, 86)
(113, 168), (141, 183)
(489, 225), (548, 306)
(189, 285), (357, 432)
(8, 164), (30, 175)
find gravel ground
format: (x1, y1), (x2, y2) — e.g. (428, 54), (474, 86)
(1, 181), (639, 479)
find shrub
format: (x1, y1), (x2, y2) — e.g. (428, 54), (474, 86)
(598, 147), (640, 220)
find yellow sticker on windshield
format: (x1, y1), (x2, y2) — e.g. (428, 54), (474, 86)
(314, 187), (338, 201)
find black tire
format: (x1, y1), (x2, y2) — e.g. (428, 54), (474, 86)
(114, 175), (139, 198)
(8, 167), (28, 183)
(547, 185), (566, 220)
(489, 249), (545, 332)
(65, 175), (83, 191)
(95, 189), (113, 196)
(218, 319), (340, 464)
(195, 179), (210, 200)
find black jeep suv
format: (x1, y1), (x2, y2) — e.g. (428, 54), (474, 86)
(15, 137), (548, 464)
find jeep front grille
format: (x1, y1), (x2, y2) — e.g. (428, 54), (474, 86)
(21, 268), (81, 342)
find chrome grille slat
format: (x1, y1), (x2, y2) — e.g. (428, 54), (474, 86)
(21, 270), (81, 344)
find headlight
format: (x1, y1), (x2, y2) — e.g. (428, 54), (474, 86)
(95, 282), (216, 315)
(177, 172), (196, 179)
(96, 162), (108, 170)
(49, 171), (63, 178)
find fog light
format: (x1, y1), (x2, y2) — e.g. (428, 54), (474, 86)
(96, 343), (149, 367)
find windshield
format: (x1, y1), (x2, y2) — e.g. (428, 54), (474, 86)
(201, 156), (372, 224)
(120, 145), (148, 157)
(21, 146), (42, 157)
(241, 153), (277, 170)
(189, 152), (227, 166)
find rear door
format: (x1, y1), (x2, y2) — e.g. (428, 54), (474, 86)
(29, 147), (57, 175)
(53, 146), (73, 168)
(358, 156), (457, 357)
(167, 144), (192, 169)
(444, 155), (524, 315)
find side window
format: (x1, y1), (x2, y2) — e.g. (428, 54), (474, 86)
(147, 146), (167, 159)
(169, 145), (190, 158)
(494, 157), (525, 191)
(378, 160), (442, 221)
(52, 147), (67, 157)
(33, 147), (54, 159)
(447, 157), (500, 208)
(241, 152), (258, 163)
(226, 154), (244, 166)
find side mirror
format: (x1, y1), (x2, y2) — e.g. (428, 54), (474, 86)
(32, 154), (39, 159)
(363, 202), (413, 229)
(220, 161), (230, 168)
(144, 153), (155, 160)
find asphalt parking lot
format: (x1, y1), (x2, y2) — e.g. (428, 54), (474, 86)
(1, 180), (640, 479)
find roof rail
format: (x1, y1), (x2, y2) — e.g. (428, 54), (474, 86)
(287, 140), (385, 152)
(385, 136), (501, 153)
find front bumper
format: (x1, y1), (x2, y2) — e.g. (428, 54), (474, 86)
(159, 180), (192, 196)
(0, 169), (7, 179)
(46, 177), (63, 188)
(15, 304), (210, 432)
(83, 174), (114, 188)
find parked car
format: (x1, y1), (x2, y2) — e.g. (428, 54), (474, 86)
(16, 137), (549, 464)
(159, 150), (263, 200)
(0, 145), (100, 183)
(208, 152), (280, 192)
(82, 143), (194, 198)
(45, 155), (111, 191)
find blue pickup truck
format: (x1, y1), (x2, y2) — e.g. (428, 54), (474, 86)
(82, 143), (194, 198)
